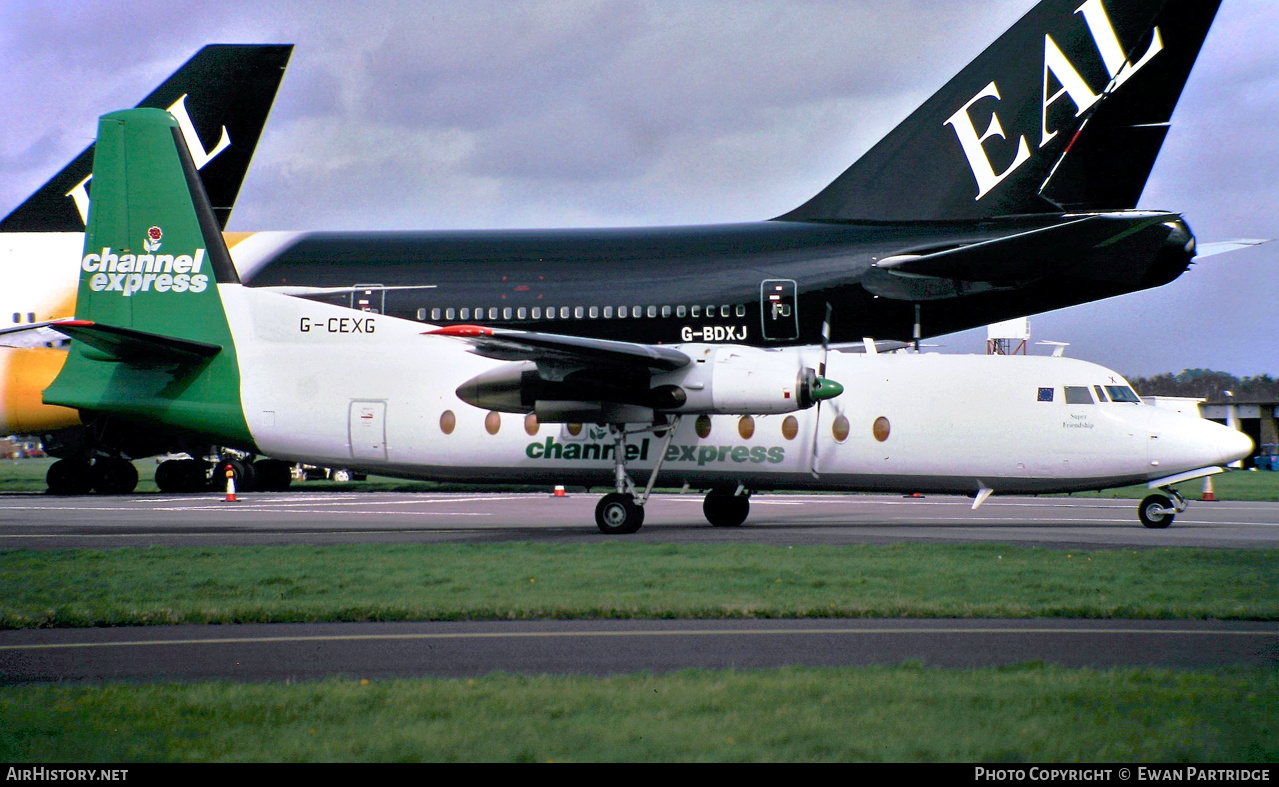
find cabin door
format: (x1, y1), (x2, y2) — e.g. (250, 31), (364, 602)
(349, 401), (387, 461)
(760, 279), (799, 341)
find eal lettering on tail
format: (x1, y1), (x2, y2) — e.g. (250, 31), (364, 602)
(945, 0), (1164, 200)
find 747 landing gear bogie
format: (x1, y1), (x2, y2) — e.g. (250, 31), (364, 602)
(46, 456), (139, 495)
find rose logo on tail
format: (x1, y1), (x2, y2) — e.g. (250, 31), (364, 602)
(144, 226), (163, 252)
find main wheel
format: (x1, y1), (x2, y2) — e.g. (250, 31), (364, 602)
(46, 459), (93, 496)
(703, 490), (750, 527)
(1139, 494), (1175, 529)
(92, 457), (139, 495)
(253, 459), (294, 492)
(213, 459), (256, 493)
(595, 492), (644, 535)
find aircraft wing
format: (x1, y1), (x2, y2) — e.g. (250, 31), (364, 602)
(426, 324), (690, 375)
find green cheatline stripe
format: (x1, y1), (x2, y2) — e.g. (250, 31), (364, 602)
(3, 626), (1275, 651)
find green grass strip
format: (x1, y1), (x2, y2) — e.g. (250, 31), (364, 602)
(1, 665), (1274, 762)
(2, 543), (1275, 627)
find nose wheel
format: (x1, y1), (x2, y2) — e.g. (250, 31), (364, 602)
(1138, 488), (1186, 529)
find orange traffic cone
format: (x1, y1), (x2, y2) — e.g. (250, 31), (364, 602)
(553, 485), (567, 497)
(224, 466), (238, 503)
(1202, 476), (1216, 502)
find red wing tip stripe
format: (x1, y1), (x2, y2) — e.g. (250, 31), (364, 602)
(426, 324), (494, 337)
(53, 319), (95, 327)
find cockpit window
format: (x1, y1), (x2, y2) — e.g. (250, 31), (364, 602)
(1064, 386), (1094, 404)
(1105, 385), (1142, 403)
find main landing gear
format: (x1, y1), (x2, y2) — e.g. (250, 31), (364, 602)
(45, 456), (139, 495)
(1138, 487), (1187, 529)
(592, 419), (753, 534)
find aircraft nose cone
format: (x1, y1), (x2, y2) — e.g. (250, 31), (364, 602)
(1220, 428), (1255, 467)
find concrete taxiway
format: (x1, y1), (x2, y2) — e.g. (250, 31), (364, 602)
(0, 491), (1276, 549)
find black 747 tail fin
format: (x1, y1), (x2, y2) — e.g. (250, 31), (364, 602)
(0, 43), (292, 232)
(777, 0), (1221, 223)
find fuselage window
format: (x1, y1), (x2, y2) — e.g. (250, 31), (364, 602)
(604, 306), (614, 318)
(460, 308), (471, 320)
(720, 305), (730, 318)
(691, 305), (701, 318)
(632, 306), (642, 318)
(487, 307), (497, 321)
(431, 308), (441, 321)
(574, 306), (584, 319)
(589, 306), (598, 319)
(532, 307), (542, 319)
(1094, 385), (1108, 402)
(677, 305), (687, 318)
(560, 306), (570, 319)
(1064, 386), (1094, 404)
(517, 307), (527, 320)
(1037, 387), (1054, 402)
(705, 305), (715, 316)
(1105, 385), (1141, 403)
(661, 305), (671, 318)
(546, 308), (556, 320)
(10, 313), (17, 324)
(417, 308), (428, 321)
(617, 306), (626, 319)
(735, 304), (746, 317)
(646, 305), (656, 318)
(446, 308), (456, 320)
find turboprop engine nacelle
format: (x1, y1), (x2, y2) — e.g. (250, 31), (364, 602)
(454, 344), (843, 420)
(648, 345), (843, 415)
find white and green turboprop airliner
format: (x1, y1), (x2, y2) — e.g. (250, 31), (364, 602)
(18, 108), (1254, 533)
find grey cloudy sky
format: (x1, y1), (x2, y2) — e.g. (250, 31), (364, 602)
(2, 0), (1275, 377)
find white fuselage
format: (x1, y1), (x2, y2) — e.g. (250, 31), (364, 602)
(224, 285), (1250, 496)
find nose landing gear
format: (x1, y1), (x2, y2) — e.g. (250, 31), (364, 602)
(1138, 488), (1187, 529)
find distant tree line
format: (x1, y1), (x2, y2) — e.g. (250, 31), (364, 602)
(1128, 369), (1279, 400)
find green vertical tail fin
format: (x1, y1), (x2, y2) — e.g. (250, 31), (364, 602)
(43, 108), (254, 448)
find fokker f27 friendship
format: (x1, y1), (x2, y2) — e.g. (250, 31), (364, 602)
(0, 0), (1257, 503)
(11, 108), (1254, 533)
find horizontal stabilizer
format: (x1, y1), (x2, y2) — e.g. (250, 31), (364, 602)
(1194, 239), (1271, 259)
(0, 321), (72, 350)
(45, 320), (222, 363)
(873, 213), (1175, 282)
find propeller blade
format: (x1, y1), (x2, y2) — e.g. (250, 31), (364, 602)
(810, 302), (834, 478)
